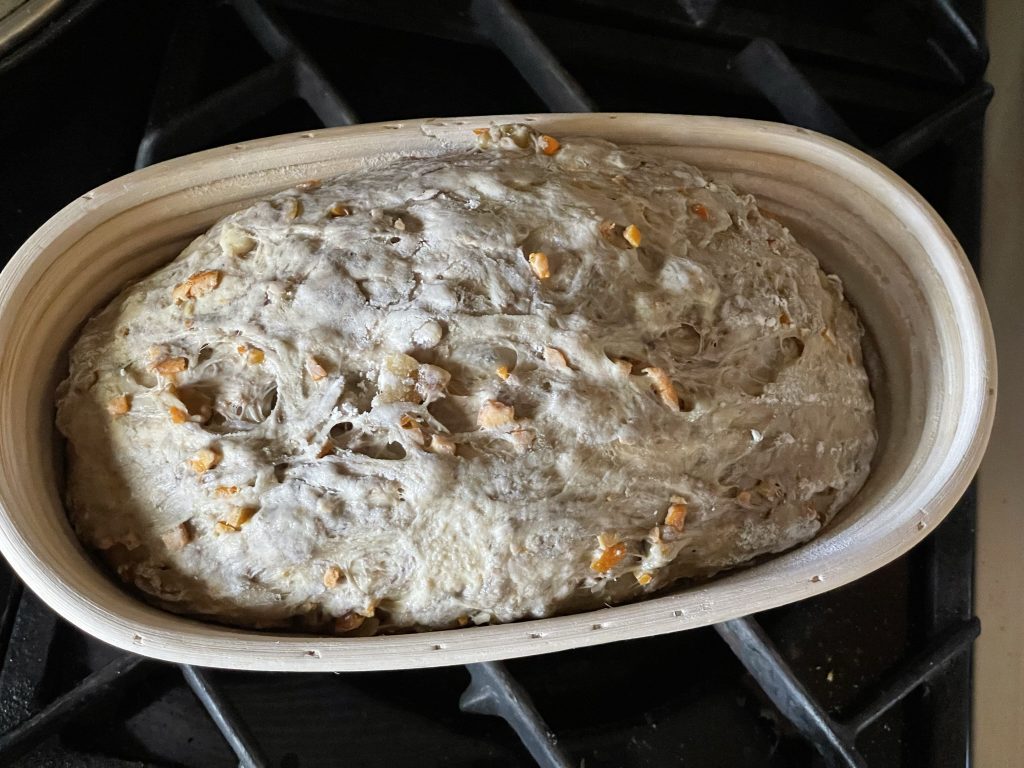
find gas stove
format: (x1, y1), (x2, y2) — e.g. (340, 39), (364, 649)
(0, 1), (990, 766)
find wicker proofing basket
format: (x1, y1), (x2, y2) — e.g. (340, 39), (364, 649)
(0, 114), (996, 671)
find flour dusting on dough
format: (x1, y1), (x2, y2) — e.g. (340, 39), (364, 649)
(56, 125), (876, 632)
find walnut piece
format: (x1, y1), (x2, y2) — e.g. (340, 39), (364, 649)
(220, 226), (256, 257)
(612, 358), (634, 376)
(152, 356), (188, 376)
(399, 413), (426, 446)
(377, 353), (420, 404)
(323, 565), (343, 588)
(642, 367), (680, 411)
(334, 613), (365, 633)
(107, 394), (130, 416)
(543, 346), (568, 368)
(430, 434), (457, 455)
(161, 522), (192, 550)
(509, 429), (535, 452)
(172, 270), (221, 303)
(478, 399), (515, 428)
(307, 356), (327, 381)
(188, 270), (221, 298)
(598, 220), (631, 249)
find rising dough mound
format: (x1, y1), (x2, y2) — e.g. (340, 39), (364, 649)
(56, 125), (876, 633)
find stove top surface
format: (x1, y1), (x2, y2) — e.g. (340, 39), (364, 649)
(0, 1), (989, 766)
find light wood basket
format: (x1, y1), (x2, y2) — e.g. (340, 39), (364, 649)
(0, 114), (996, 671)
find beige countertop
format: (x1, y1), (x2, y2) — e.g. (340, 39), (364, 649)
(975, 1), (1024, 764)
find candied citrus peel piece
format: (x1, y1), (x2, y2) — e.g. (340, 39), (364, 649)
(224, 505), (256, 528)
(528, 251), (550, 280)
(591, 541), (627, 573)
(538, 134), (560, 155)
(188, 447), (220, 474)
(107, 394), (130, 416)
(665, 500), (688, 530)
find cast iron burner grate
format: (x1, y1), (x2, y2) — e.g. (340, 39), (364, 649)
(0, 1), (991, 765)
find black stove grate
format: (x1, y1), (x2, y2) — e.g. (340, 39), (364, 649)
(0, 1), (991, 766)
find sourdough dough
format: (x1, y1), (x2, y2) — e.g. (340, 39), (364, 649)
(56, 124), (876, 632)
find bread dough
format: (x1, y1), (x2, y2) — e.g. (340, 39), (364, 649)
(55, 125), (876, 633)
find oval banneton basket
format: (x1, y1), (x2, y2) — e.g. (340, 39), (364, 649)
(0, 114), (996, 671)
